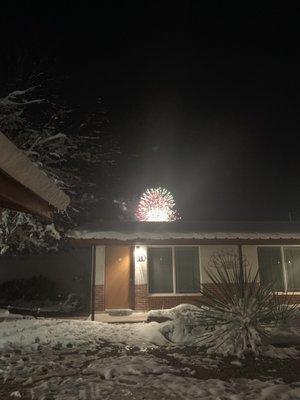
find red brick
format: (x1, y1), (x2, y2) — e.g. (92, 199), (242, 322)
(140, 282), (300, 311)
(148, 296), (201, 310)
(96, 283), (300, 312)
(135, 284), (148, 310)
(94, 284), (104, 311)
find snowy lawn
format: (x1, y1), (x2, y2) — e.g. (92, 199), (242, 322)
(0, 315), (299, 399)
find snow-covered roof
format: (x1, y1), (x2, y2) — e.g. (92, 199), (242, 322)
(0, 132), (70, 210)
(69, 221), (300, 241)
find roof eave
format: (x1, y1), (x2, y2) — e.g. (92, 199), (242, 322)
(0, 132), (70, 210)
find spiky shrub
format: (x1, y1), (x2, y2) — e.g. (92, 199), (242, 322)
(195, 249), (296, 358)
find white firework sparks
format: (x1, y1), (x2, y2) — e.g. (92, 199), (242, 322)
(135, 187), (180, 222)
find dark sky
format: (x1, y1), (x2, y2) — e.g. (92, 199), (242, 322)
(1, 2), (300, 221)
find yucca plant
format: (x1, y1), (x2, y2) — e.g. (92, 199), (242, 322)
(194, 249), (297, 358)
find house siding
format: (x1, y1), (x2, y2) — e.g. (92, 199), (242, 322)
(200, 245), (238, 283)
(94, 243), (300, 313)
(94, 246), (105, 311)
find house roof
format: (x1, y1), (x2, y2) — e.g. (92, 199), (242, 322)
(69, 220), (300, 241)
(0, 132), (70, 212)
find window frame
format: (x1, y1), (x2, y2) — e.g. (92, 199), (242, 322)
(147, 245), (202, 296)
(256, 245), (300, 293)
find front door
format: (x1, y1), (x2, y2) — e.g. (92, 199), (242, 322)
(105, 246), (131, 309)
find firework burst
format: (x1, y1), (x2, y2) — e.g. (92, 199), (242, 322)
(135, 187), (180, 222)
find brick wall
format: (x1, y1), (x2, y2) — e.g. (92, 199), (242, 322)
(96, 283), (300, 312)
(135, 284), (149, 310)
(148, 296), (201, 310)
(94, 284), (104, 311)
(278, 294), (300, 303)
(140, 282), (300, 311)
(148, 294), (300, 310)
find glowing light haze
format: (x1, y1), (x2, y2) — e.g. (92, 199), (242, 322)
(136, 187), (180, 222)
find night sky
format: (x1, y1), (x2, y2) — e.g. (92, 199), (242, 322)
(1, 2), (300, 221)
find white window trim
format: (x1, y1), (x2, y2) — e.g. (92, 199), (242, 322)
(147, 245), (202, 296)
(256, 244), (300, 293)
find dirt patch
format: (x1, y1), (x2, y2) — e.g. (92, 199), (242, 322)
(0, 384), (30, 399)
(142, 346), (300, 383)
(1, 340), (299, 398)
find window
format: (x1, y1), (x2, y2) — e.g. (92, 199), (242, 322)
(148, 247), (173, 293)
(175, 247), (200, 293)
(257, 246), (300, 292)
(257, 247), (284, 291)
(284, 248), (300, 291)
(148, 246), (200, 294)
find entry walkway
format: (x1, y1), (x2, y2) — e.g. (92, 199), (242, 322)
(94, 312), (148, 323)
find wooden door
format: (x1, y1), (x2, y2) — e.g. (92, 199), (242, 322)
(105, 246), (131, 309)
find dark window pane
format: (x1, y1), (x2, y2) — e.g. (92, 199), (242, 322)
(148, 248), (173, 293)
(257, 247), (284, 291)
(175, 247), (200, 293)
(284, 248), (300, 291)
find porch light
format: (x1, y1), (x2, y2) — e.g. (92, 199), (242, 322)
(134, 245), (148, 285)
(135, 246), (147, 263)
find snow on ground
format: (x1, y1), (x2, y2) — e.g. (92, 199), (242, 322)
(0, 317), (299, 399)
(0, 318), (168, 349)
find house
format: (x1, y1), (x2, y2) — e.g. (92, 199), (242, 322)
(0, 132), (69, 219)
(69, 220), (300, 318)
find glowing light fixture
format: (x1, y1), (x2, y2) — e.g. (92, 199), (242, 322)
(135, 245), (147, 262)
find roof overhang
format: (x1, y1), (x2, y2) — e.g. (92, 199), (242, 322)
(68, 221), (300, 245)
(0, 132), (70, 219)
(0, 169), (53, 220)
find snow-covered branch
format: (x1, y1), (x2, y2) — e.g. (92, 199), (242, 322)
(0, 72), (119, 254)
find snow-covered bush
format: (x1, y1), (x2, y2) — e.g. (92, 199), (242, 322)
(147, 304), (209, 345)
(195, 250), (297, 358)
(0, 275), (58, 303)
